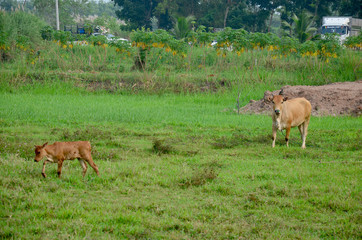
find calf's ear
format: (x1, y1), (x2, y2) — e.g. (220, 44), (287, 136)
(283, 96), (288, 101)
(42, 142), (48, 148)
(266, 95), (273, 102)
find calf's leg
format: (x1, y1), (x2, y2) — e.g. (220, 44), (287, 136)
(57, 160), (64, 178)
(78, 159), (88, 177)
(42, 161), (48, 178)
(84, 154), (99, 176)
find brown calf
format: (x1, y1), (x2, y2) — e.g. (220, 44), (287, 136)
(34, 141), (99, 178)
(268, 95), (312, 148)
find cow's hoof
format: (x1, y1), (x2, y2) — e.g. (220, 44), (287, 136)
(42, 173), (47, 178)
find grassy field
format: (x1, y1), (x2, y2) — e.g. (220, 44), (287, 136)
(1, 12), (362, 238)
(0, 87), (361, 239)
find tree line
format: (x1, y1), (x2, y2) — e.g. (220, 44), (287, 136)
(0, 0), (120, 27)
(112, 0), (361, 33)
(1, 0), (360, 37)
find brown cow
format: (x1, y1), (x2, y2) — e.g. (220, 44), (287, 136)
(34, 141), (99, 178)
(268, 95), (312, 148)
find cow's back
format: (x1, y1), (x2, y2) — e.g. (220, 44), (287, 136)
(53, 141), (91, 159)
(284, 98), (311, 126)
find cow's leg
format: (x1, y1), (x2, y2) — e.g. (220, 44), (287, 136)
(272, 127), (277, 148)
(84, 154), (99, 176)
(301, 119), (310, 149)
(285, 127), (291, 147)
(298, 123), (306, 148)
(298, 124), (304, 140)
(57, 160), (64, 178)
(42, 161), (48, 178)
(298, 124), (305, 147)
(78, 159), (88, 177)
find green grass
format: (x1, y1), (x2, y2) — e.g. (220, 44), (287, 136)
(0, 43), (361, 239)
(0, 90), (361, 239)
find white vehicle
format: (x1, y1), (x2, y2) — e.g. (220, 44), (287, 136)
(105, 34), (130, 44)
(321, 16), (362, 43)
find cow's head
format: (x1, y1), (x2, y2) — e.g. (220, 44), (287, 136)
(34, 142), (48, 162)
(267, 95), (288, 116)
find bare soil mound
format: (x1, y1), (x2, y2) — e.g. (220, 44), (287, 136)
(241, 80), (362, 116)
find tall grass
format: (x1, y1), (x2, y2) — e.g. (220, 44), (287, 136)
(1, 39), (361, 96)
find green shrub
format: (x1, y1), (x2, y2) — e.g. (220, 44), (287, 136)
(54, 30), (71, 45)
(0, 10), (46, 46)
(40, 26), (54, 41)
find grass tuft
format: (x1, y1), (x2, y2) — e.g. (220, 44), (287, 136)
(211, 133), (252, 149)
(179, 166), (219, 187)
(56, 126), (114, 141)
(152, 138), (176, 155)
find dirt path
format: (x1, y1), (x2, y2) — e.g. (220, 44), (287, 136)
(241, 80), (362, 116)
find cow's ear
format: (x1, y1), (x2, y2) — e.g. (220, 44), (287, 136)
(42, 142), (48, 148)
(283, 96), (288, 101)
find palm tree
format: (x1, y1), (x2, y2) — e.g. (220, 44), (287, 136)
(282, 11), (317, 43)
(173, 15), (196, 40)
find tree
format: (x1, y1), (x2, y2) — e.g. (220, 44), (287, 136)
(112, 0), (158, 29)
(249, 0), (286, 32)
(339, 0), (362, 18)
(282, 10), (317, 42)
(172, 15), (195, 39)
(0, 0), (18, 11)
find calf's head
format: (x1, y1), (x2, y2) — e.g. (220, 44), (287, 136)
(267, 95), (288, 116)
(34, 142), (48, 162)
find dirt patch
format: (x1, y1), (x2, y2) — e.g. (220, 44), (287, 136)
(241, 80), (362, 116)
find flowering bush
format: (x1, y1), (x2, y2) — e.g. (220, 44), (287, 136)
(344, 33), (362, 50)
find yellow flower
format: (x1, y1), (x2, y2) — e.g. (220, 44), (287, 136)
(69, 44), (73, 49)
(172, 51), (177, 56)
(62, 45), (67, 49)
(165, 47), (171, 53)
